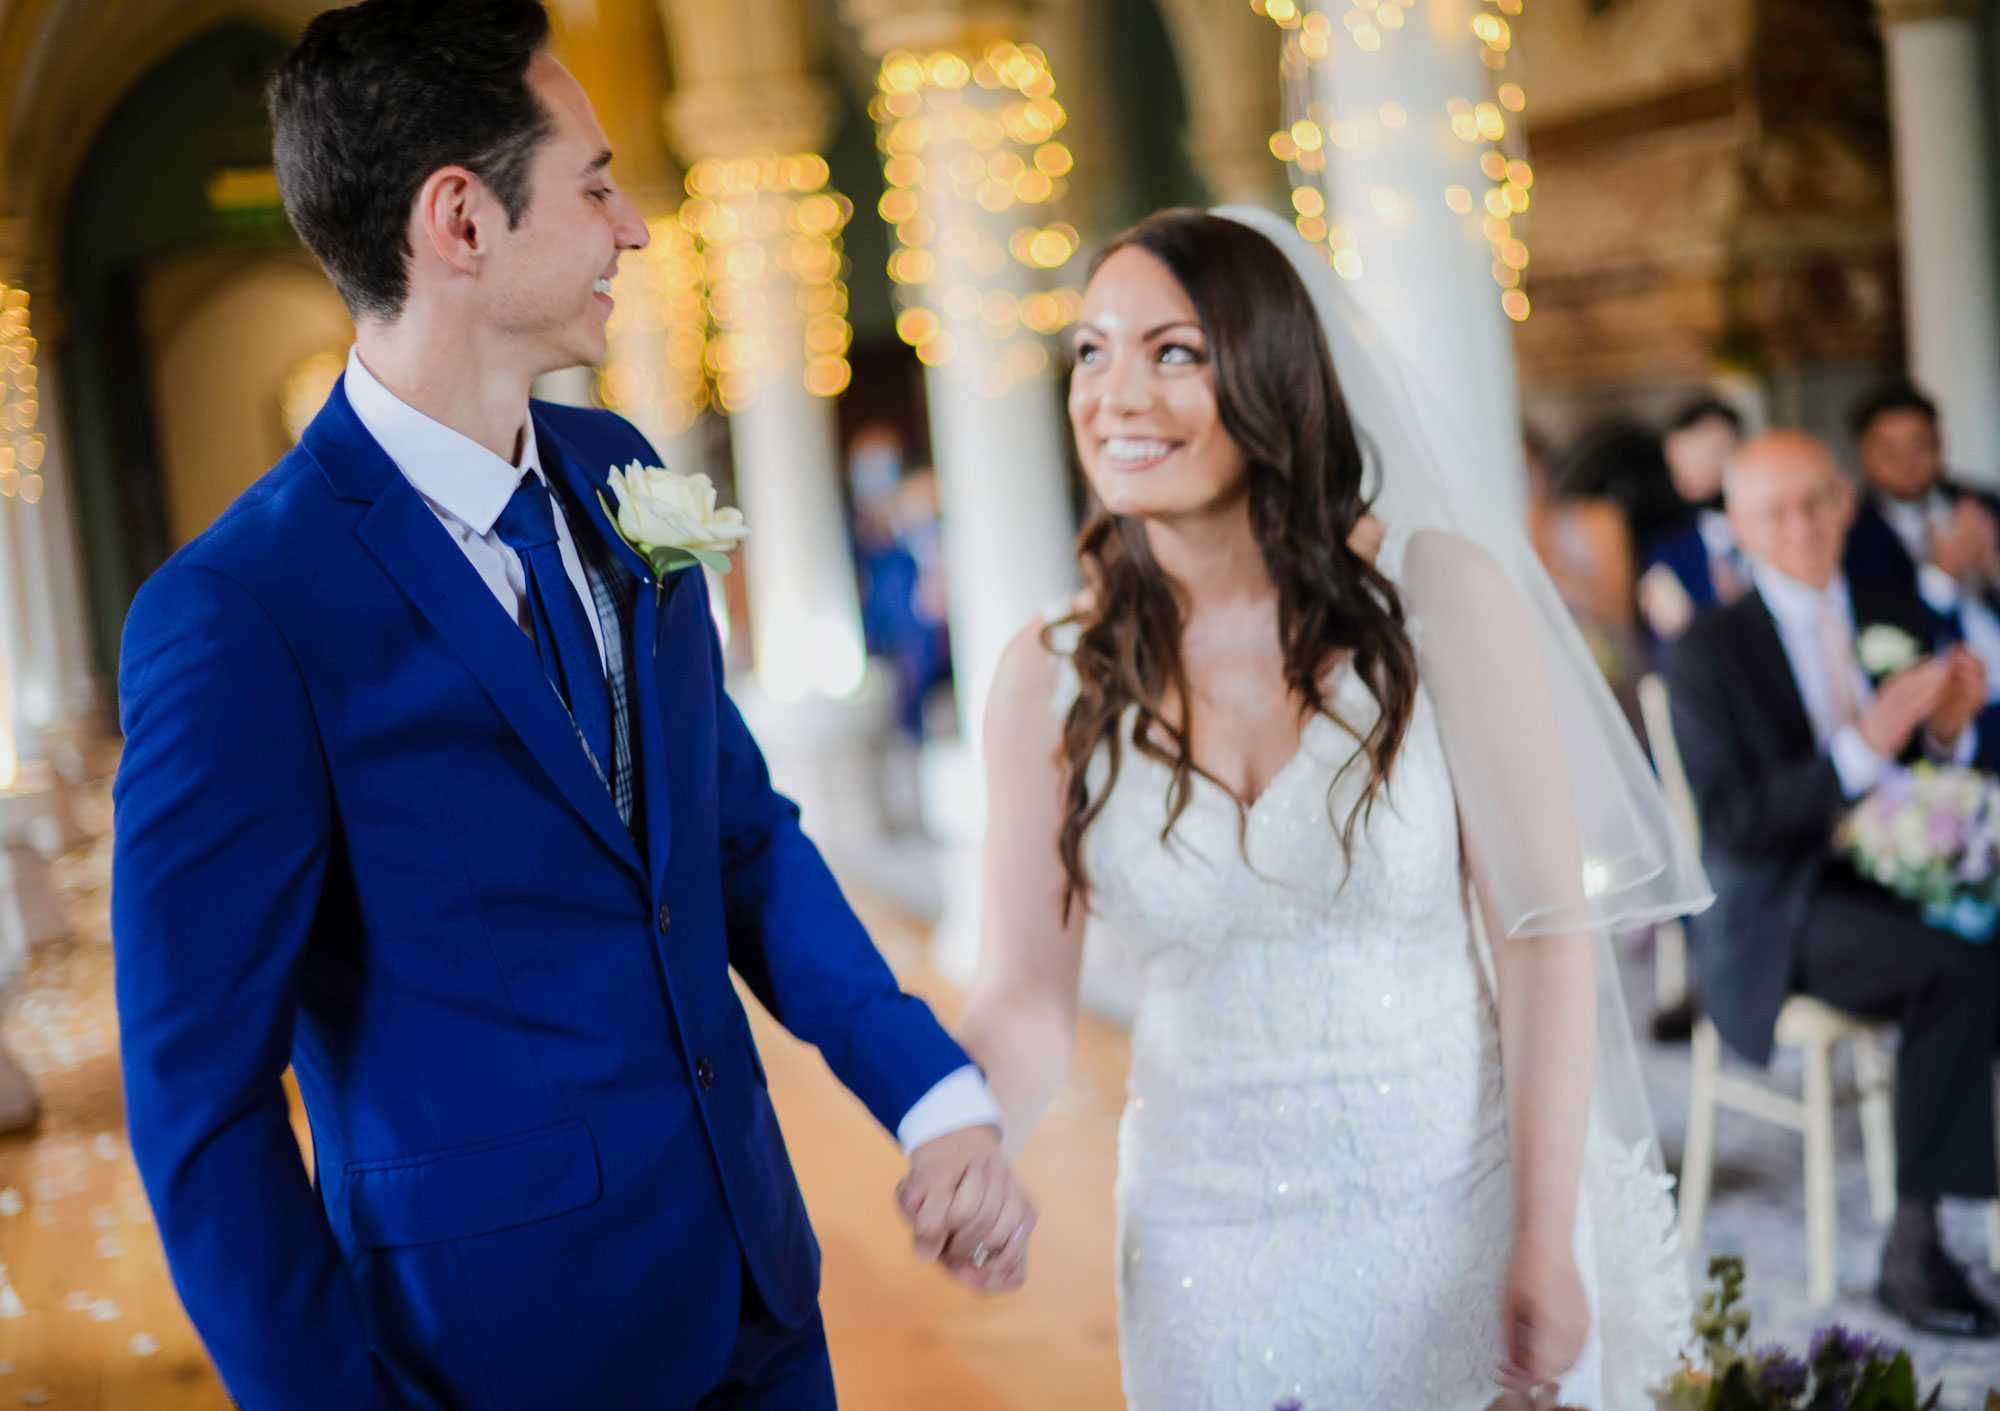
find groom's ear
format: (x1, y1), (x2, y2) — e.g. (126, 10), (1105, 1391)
(412, 166), (493, 277)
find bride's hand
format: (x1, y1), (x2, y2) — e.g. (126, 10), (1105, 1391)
(1497, 1234), (1587, 1391)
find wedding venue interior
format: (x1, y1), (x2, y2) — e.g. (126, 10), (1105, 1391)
(1, 0), (1999, 1403)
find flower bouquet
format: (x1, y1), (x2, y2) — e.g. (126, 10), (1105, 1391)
(1838, 762), (2000, 942)
(1651, 1256), (1947, 1410)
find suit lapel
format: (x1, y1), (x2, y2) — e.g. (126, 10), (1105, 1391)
(305, 384), (644, 879)
(535, 414), (682, 876)
(1739, 590), (1818, 757)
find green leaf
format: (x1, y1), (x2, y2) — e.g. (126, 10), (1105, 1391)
(1710, 1362), (1764, 1411)
(1852, 1352), (1918, 1411)
(685, 546), (731, 575)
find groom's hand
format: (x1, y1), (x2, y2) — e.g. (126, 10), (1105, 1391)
(897, 1125), (1036, 1294)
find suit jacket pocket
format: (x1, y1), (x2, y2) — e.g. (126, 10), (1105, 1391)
(344, 1116), (601, 1249)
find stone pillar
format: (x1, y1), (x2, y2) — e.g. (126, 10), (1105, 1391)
(1877, 0), (2000, 482)
(656, 0), (888, 865)
(1294, 0), (1529, 522)
(1153, 0), (1286, 207)
(847, 2), (1082, 980)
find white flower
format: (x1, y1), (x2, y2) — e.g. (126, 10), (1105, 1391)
(1855, 623), (1921, 679)
(601, 461), (747, 576)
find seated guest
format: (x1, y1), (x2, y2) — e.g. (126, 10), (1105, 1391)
(1667, 429), (1999, 1337)
(1639, 398), (1747, 643)
(1845, 380), (2000, 609)
(1527, 432), (1643, 720)
(1843, 381), (2000, 767)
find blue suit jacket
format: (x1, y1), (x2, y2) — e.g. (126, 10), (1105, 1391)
(1641, 519), (1721, 616)
(111, 385), (970, 1410)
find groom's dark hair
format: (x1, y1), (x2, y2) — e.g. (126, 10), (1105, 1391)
(268, 0), (554, 320)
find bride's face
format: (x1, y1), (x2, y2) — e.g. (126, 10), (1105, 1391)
(1069, 246), (1250, 521)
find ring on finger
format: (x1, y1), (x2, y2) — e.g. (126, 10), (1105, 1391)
(971, 1242), (990, 1268)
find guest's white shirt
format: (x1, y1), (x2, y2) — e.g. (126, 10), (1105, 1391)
(343, 350), (1003, 1154)
(1752, 560), (1976, 799)
(1880, 490), (1955, 570)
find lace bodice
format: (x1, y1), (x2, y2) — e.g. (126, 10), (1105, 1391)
(1044, 533), (1684, 1410)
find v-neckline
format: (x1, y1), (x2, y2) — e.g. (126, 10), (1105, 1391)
(1161, 659), (1360, 817)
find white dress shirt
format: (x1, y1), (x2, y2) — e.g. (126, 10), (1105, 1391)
(1751, 560), (1976, 799)
(1879, 490), (1955, 569)
(344, 351), (1002, 1154)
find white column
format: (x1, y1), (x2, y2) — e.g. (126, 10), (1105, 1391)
(18, 359), (90, 732)
(1878, 0), (2000, 483)
(1302, 0), (1527, 522)
(730, 371), (866, 703)
(863, 38), (1081, 978)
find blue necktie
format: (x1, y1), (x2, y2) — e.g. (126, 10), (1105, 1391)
(494, 474), (614, 785)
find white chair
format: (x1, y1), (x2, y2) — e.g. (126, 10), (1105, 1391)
(1639, 673), (1898, 1307)
(1636, 677), (1693, 1012)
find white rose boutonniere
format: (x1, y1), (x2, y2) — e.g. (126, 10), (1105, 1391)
(599, 461), (748, 579)
(1855, 623), (1922, 681)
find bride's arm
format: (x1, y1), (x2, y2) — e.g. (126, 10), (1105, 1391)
(953, 620), (1090, 1161)
(1403, 528), (1594, 1385)
(1465, 831), (1595, 1385)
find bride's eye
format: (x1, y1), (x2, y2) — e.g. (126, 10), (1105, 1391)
(1157, 342), (1206, 366)
(1074, 340), (1104, 365)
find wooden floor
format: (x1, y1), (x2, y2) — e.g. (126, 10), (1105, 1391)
(0, 799), (1128, 1409)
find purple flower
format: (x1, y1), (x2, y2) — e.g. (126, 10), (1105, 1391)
(1754, 1345), (1809, 1397)
(1809, 1322), (1901, 1365)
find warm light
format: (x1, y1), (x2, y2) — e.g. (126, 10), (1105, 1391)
(1379, 102), (1407, 129)
(1333, 250), (1363, 280)
(1292, 186), (1325, 216)
(1445, 185), (1473, 214)
(1502, 290), (1531, 321)
(1291, 119), (1323, 152)
(1481, 151), (1508, 181)
(1498, 84), (1526, 112)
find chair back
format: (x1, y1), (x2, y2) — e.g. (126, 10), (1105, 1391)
(1638, 673), (1703, 852)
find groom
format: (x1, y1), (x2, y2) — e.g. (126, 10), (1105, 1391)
(110, 3), (1030, 1407)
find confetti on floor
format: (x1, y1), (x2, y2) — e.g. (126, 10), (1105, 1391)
(128, 1335), (156, 1357)
(87, 1298), (118, 1322)
(0, 1190), (18, 1216)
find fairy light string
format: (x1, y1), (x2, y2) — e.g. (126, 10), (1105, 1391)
(1259, 0), (1535, 322)
(598, 215), (713, 434)
(674, 153), (855, 415)
(871, 41), (1084, 392)
(0, 289), (44, 503)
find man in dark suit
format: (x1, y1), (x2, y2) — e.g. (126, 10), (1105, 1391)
(1843, 381), (2000, 775)
(1668, 429), (2000, 1336)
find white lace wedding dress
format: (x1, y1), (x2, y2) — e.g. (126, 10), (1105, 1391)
(1048, 533), (1689, 1411)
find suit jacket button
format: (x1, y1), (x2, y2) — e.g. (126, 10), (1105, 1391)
(696, 1057), (715, 1091)
(657, 904), (672, 935)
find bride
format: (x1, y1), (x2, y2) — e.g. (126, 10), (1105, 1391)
(945, 209), (1710, 1409)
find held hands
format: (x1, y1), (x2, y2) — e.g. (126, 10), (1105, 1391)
(1497, 1232), (1588, 1395)
(897, 1125), (1037, 1295)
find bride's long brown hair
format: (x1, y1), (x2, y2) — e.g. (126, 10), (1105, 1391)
(1052, 209), (1418, 918)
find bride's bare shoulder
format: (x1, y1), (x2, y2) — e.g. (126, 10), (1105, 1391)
(985, 600), (1090, 756)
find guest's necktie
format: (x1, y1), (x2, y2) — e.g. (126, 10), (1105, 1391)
(494, 474), (614, 783)
(1819, 600), (1861, 730)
